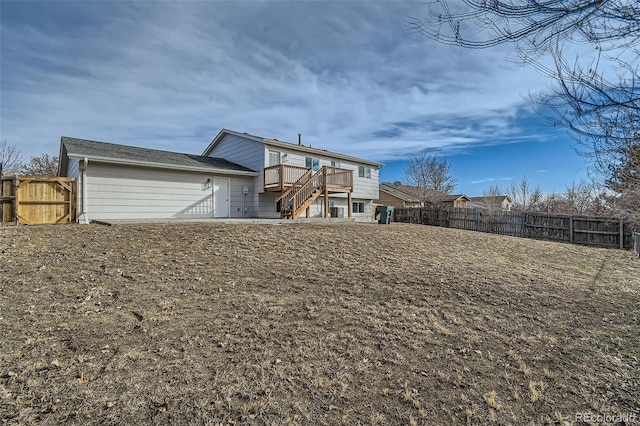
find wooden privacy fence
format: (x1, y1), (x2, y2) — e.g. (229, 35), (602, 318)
(394, 207), (634, 250)
(1, 176), (77, 225)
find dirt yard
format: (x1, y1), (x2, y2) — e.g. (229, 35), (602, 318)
(0, 222), (638, 425)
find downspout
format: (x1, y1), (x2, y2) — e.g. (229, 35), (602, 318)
(79, 157), (89, 224)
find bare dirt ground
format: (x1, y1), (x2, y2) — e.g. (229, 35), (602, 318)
(0, 222), (638, 425)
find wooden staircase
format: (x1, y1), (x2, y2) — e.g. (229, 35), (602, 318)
(277, 167), (324, 219)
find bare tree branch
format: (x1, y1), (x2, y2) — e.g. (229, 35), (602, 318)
(404, 151), (456, 203)
(21, 154), (59, 176)
(410, 0), (640, 222)
(0, 140), (23, 174)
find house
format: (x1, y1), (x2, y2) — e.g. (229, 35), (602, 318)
(468, 196), (513, 211)
(58, 129), (382, 223)
(376, 182), (423, 208)
(376, 181), (470, 209)
(427, 193), (470, 209)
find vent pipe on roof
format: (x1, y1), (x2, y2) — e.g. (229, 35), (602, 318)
(298, 133), (302, 146)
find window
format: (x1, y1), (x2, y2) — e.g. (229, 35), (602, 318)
(352, 202), (365, 214)
(330, 160), (340, 167)
(268, 151), (280, 166)
(305, 157), (320, 171)
(358, 166), (371, 179)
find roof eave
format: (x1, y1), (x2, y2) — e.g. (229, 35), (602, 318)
(66, 153), (258, 176)
(379, 187), (419, 202)
(58, 139), (68, 177)
(264, 139), (384, 168)
(201, 128), (265, 157)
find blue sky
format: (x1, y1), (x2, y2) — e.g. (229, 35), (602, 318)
(1, 0), (590, 195)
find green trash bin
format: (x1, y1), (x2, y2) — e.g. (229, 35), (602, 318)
(385, 206), (394, 224)
(375, 205), (394, 224)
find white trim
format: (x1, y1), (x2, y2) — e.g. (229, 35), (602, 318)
(264, 139), (383, 168)
(65, 154), (258, 176)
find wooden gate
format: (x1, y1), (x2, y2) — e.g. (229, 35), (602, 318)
(1, 176), (77, 225)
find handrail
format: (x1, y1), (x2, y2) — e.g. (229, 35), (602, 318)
(276, 166), (354, 218)
(290, 167), (326, 217)
(278, 167), (327, 217)
(277, 168), (312, 213)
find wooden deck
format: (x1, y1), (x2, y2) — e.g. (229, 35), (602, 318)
(264, 165), (310, 192)
(272, 166), (354, 219)
(264, 165), (353, 193)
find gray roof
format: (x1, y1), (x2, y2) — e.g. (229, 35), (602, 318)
(60, 137), (257, 175)
(379, 182), (469, 202)
(203, 128), (384, 168)
(469, 196), (511, 203)
(379, 182), (422, 202)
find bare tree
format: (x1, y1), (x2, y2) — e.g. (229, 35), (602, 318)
(404, 151), (456, 204)
(509, 176), (542, 211)
(606, 143), (640, 225)
(482, 184), (502, 198)
(408, 0), (639, 219)
(536, 179), (613, 216)
(21, 154), (59, 176)
(0, 140), (23, 174)
(407, 1), (639, 53)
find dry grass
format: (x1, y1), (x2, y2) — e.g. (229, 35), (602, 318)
(0, 222), (639, 425)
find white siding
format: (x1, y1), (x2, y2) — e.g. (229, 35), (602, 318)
(205, 134), (380, 220)
(349, 198), (375, 222)
(228, 176), (256, 218)
(255, 194), (373, 222)
(207, 133), (265, 189)
(66, 158), (80, 179)
(268, 147), (380, 199)
(83, 162), (257, 220)
(257, 192), (281, 219)
(300, 196), (373, 222)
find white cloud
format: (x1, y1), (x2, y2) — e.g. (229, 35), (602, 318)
(470, 177), (513, 184)
(1, 1), (557, 162)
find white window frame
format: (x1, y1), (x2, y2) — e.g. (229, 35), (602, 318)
(352, 202), (365, 214)
(358, 166), (371, 179)
(268, 151), (280, 166)
(306, 157), (320, 172)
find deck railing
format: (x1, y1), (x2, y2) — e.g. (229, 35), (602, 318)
(264, 165), (310, 191)
(276, 166), (354, 218)
(277, 168), (313, 212)
(325, 166), (353, 189)
(264, 164), (353, 192)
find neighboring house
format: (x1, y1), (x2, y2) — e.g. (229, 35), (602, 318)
(376, 182), (423, 208)
(376, 181), (470, 209)
(426, 193), (470, 209)
(468, 196), (513, 211)
(58, 129), (382, 223)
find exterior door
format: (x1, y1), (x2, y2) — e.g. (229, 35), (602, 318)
(213, 177), (230, 218)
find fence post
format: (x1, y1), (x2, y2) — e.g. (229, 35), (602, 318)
(619, 218), (624, 250)
(569, 216), (574, 244)
(13, 177), (19, 225)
